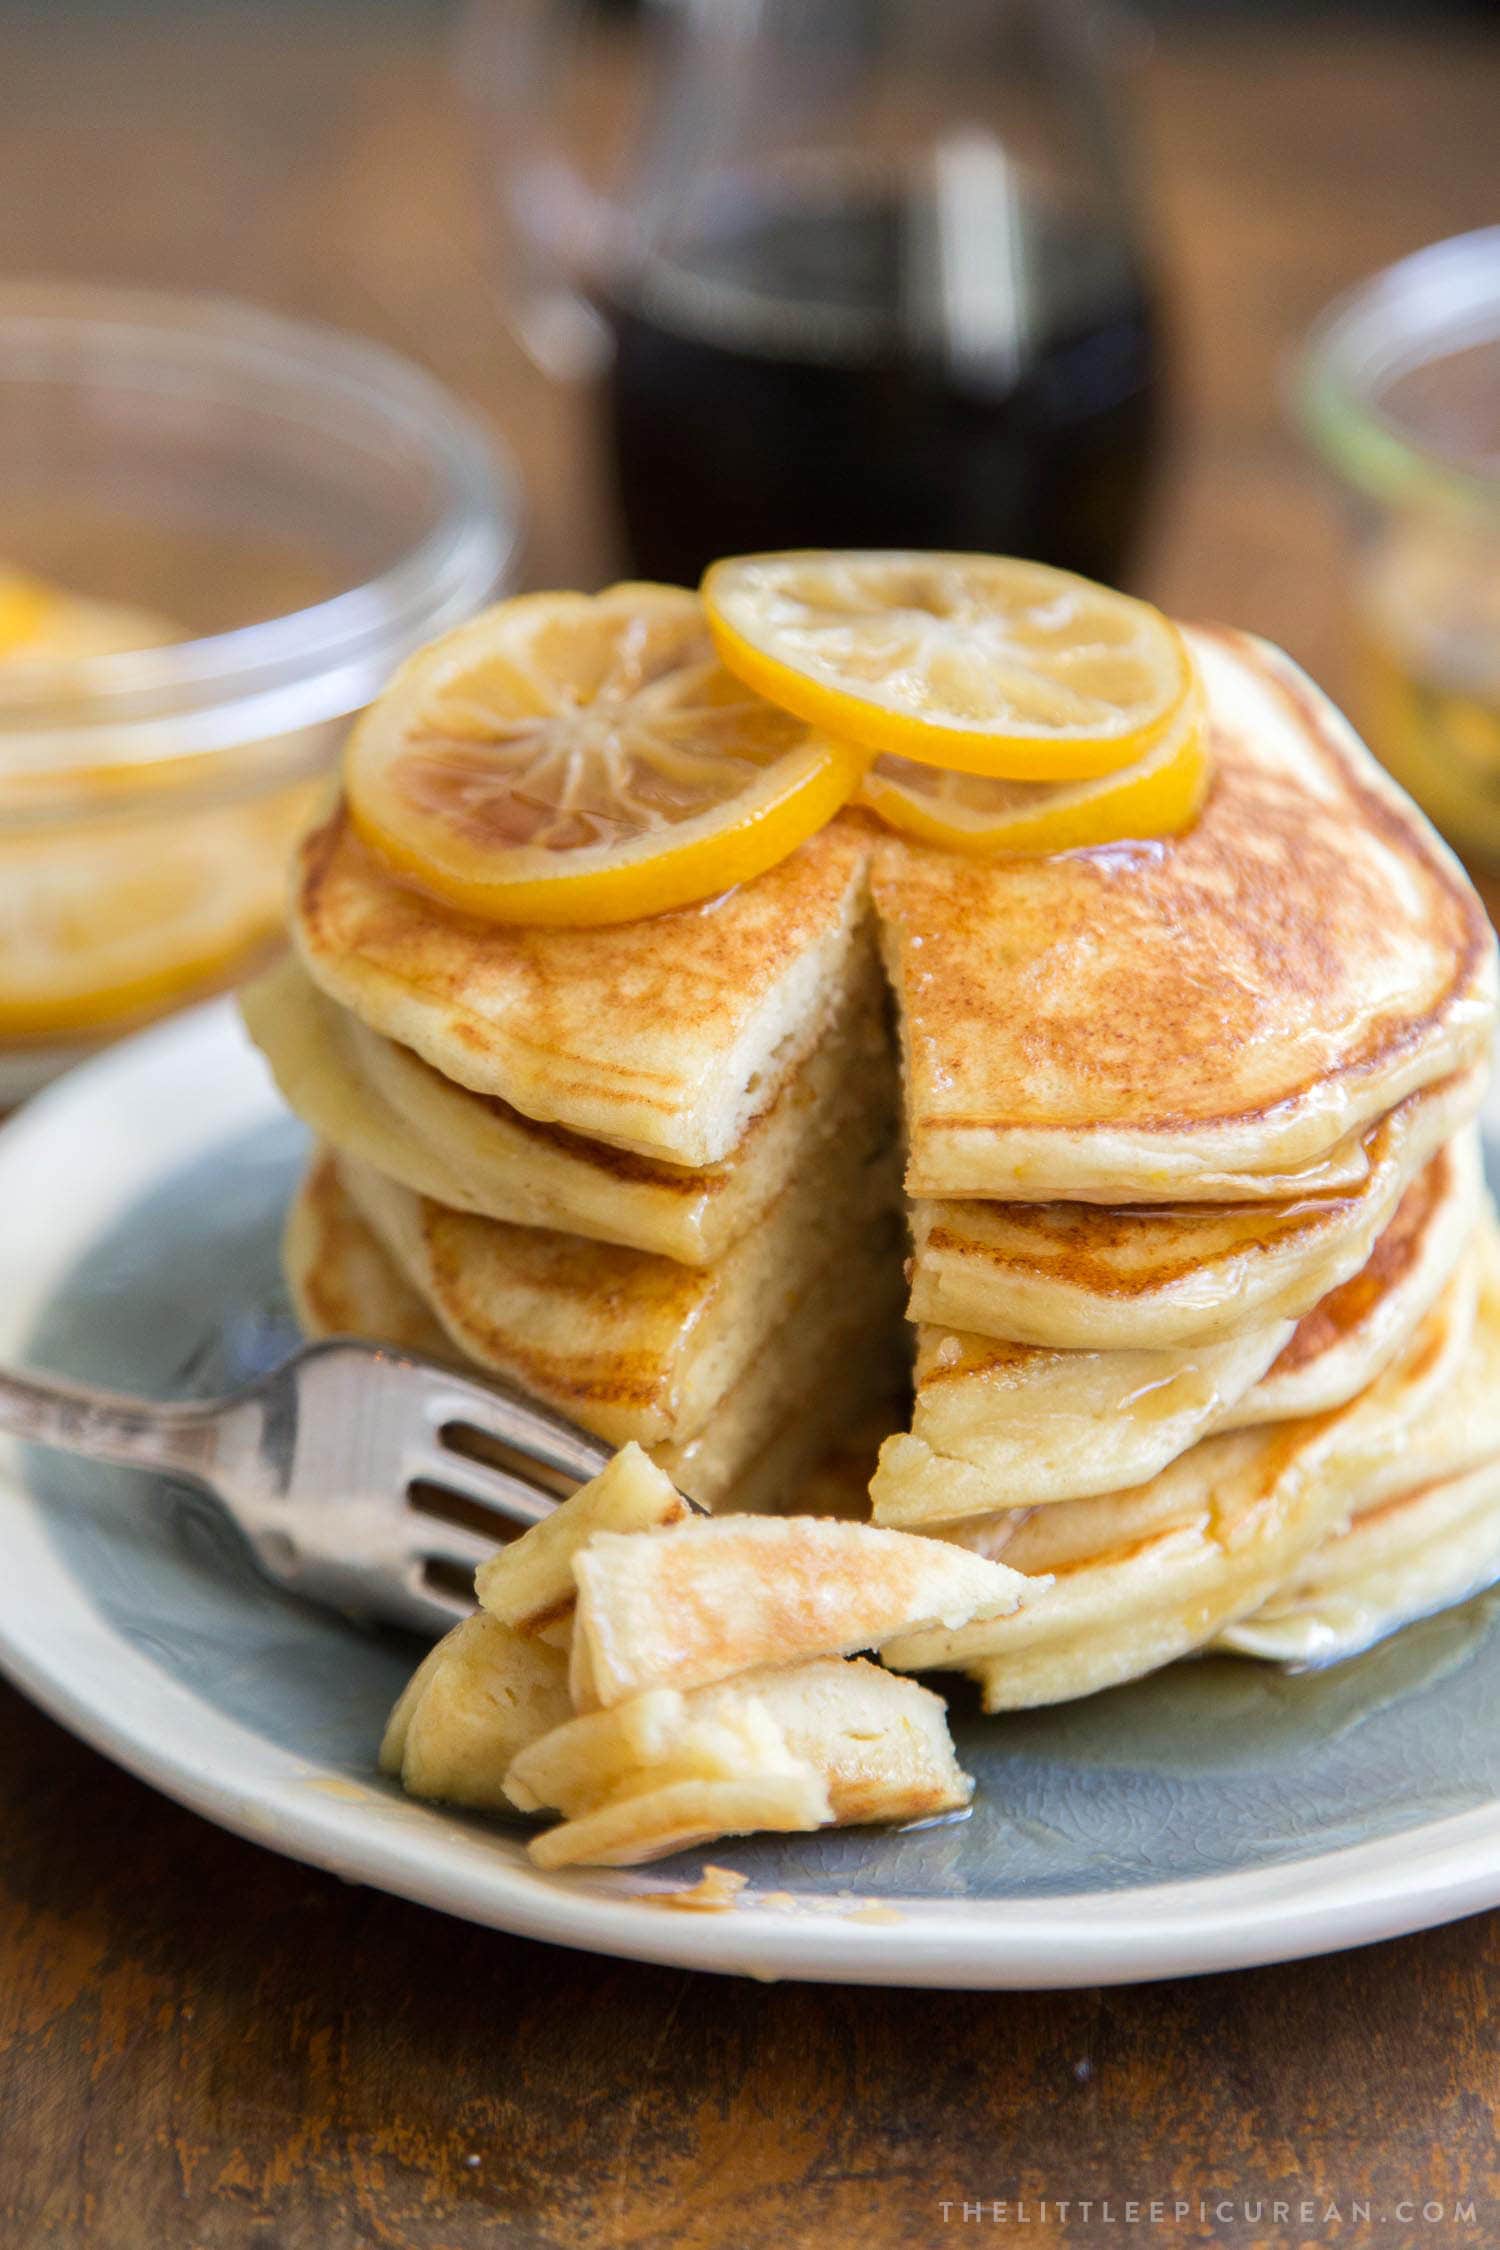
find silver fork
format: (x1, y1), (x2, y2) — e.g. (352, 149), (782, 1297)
(0, 1338), (616, 1638)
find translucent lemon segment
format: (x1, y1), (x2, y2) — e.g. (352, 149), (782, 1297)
(0, 569), (57, 656)
(0, 562), (182, 674)
(858, 685), (1210, 857)
(344, 584), (867, 927)
(703, 550), (1191, 780)
(0, 779), (321, 1040)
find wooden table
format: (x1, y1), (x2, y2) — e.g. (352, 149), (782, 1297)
(3, 15), (1499, 2245)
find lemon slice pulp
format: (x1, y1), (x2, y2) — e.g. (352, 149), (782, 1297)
(0, 568), (56, 656)
(703, 550), (1191, 781)
(858, 683), (1210, 857)
(344, 584), (867, 926)
(0, 782), (318, 1040)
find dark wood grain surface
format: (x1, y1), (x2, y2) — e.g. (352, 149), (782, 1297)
(2, 13), (1499, 2247)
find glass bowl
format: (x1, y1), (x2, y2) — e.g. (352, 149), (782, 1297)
(1298, 226), (1500, 865)
(0, 283), (520, 1101)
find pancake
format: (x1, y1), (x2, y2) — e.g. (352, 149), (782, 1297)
(871, 1317), (1291, 1527)
(285, 1150), (907, 1513)
(906, 1071), (1482, 1351)
(657, 1273), (908, 1517)
(1218, 1270), (1500, 1664)
(1218, 1128), (1482, 1427)
(243, 946), (891, 1266)
(292, 802), (874, 1166)
(873, 1133), (1482, 1526)
(1213, 1456), (1500, 1668)
(881, 1233), (1487, 1706)
(333, 1115), (901, 1453)
(874, 627), (1496, 1203)
(283, 1148), (451, 1361)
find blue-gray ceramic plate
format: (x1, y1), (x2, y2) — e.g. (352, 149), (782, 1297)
(0, 999), (1496, 1988)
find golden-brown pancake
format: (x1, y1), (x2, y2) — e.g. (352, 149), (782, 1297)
(283, 1148), (908, 1512)
(875, 628), (1496, 1203)
(1214, 1455), (1500, 1667)
(243, 947), (890, 1266)
(332, 1120), (900, 1452)
(282, 1147), (451, 1361)
(1220, 1130), (1483, 1427)
(871, 1316), (1291, 1528)
(291, 801), (873, 1166)
(873, 1133), (1483, 1526)
(906, 1074), (1482, 1351)
(881, 1230), (1489, 1706)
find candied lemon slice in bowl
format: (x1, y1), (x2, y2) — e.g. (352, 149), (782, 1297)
(859, 682), (1210, 856)
(0, 784), (315, 1040)
(703, 550), (1192, 780)
(0, 569), (56, 656)
(344, 584), (868, 926)
(0, 563), (182, 674)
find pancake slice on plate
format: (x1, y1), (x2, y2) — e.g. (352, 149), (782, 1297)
(876, 627), (1496, 1204)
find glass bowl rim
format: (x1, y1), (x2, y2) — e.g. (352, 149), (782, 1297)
(1296, 224), (1500, 521)
(0, 280), (521, 770)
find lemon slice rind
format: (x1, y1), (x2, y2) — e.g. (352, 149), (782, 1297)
(703, 550), (1192, 781)
(858, 686), (1209, 858)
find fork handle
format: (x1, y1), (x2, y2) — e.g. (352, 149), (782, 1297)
(0, 1364), (222, 1485)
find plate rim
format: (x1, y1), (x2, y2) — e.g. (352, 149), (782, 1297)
(0, 996), (1498, 1989)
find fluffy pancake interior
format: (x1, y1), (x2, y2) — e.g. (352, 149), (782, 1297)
(285, 1150), (910, 1513)
(332, 1104), (902, 1451)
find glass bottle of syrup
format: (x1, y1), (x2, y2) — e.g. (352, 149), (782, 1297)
(472, 0), (1164, 587)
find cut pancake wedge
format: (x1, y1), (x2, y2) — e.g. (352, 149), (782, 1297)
(332, 1126), (900, 1454)
(243, 945), (888, 1266)
(292, 801), (873, 1168)
(872, 1316), (1291, 1528)
(876, 627), (1496, 1203)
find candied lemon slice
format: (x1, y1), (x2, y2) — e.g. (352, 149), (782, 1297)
(0, 568), (58, 657)
(0, 783), (317, 1039)
(344, 584), (866, 926)
(859, 684), (1210, 857)
(0, 564), (181, 672)
(703, 551), (1192, 780)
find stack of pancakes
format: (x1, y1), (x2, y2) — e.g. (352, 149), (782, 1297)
(245, 625), (1500, 1698)
(246, 805), (910, 1518)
